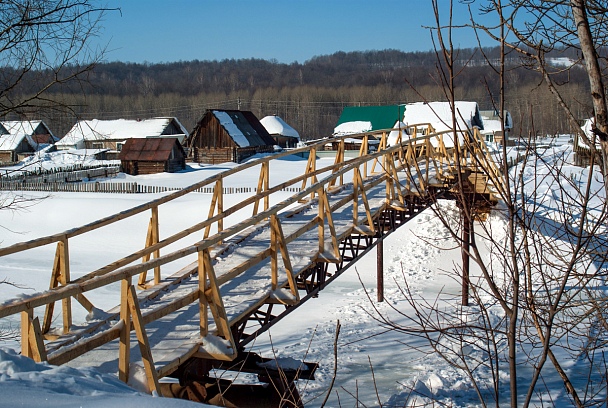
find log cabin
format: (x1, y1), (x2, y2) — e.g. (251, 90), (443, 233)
(186, 110), (276, 164)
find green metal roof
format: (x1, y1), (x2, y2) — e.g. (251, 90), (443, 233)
(336, 105), (406, 131)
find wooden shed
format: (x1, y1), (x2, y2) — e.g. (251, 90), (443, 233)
(119, 137), (186, 175)
(260, 115), (300, 148)
(186, 110), (276, 164)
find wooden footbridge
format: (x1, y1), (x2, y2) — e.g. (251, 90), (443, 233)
(0, 124), (503, 404)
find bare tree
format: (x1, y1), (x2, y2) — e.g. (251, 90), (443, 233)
(0, 0), (115, 119)
(360, 1), (608, 407)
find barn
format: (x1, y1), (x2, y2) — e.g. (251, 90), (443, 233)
(186, 110), (276, 164)
(119, 137), (186, 175)
(0, 120), (57, 163)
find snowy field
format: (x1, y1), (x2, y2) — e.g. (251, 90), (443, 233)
(0, 142), (601, 407)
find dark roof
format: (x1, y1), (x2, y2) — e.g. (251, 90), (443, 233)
(118, 137), (184, 161)
(336, 105), (406, 131)
(211, 110), (275, 147)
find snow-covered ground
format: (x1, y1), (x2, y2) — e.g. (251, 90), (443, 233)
(0, 141), (600, 407)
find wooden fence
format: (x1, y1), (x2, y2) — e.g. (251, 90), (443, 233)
(0, 165), (120, 184)
(0, 180), (302, 194)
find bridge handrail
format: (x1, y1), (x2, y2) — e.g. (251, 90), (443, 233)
(0, 128), (421, 257)
(0, 130), (442, 318)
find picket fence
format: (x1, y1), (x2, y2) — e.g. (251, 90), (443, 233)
(1, 165), (120, 184)
(0, 181), (302, 195)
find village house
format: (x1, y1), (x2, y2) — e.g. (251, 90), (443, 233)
(0, 120), (57, 163)
(118, 137), (186, 175)
(403, 101), (484, 133)
(479, 110), (513, 145)
(186, 109), (276, 164)
(56, 117), (188, 159)
(260, 115), (300, 148)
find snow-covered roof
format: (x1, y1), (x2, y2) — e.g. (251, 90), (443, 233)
(333, 121), (373, 136)
(57, 117), (188, 147)
(480, 119), (504, 134)
(403, 101), (484, 133)
(479, 110), (513, 131)
(333, 105), (406, 136)
(260, 115), (300, 139)
(213, 111), (251, 147)
(208, 110), (275, 148)
(0, 120), (55, 151)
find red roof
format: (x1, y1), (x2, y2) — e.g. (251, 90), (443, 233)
(118, 138), (184, 161)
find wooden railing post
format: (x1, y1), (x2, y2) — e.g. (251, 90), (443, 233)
(204, 179), (224, 240)
(352, 167), (375, 235)
(301, 148), (318, 201)
(119, 277), (131, 383)
(127, 284), (162, 395)
(253, 162), (269, 216)
(21, 309), (33, 358)
(329, 140), (345, 188)
(139, 206), (160, 287)
(197, 247), (237, 360)
(21, 310), (47, 362)
(57, 239), (71, 333)
(269, 214), (299, 300)
(316, 188), (340, 263)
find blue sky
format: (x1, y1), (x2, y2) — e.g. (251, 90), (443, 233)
(96, 0), (489, 64)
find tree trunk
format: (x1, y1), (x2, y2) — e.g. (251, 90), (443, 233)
(571, 0), (608, 177)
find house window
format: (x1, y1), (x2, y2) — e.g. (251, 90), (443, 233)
(485, 134), (494, 143)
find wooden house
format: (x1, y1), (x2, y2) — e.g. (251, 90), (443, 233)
(119, 137), (186, 175)
(0, 120), (57, 163)
(260, 115), (300, 148)
(186, 110), (276, 164)
(57, 117), (188, 159)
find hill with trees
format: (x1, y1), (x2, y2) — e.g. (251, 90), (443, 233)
(6, 47), (591, 139)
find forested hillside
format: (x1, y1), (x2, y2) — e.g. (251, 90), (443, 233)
(11, 47), (590, 138)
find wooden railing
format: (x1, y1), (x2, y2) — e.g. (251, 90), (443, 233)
(0, 124), (503, 395)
